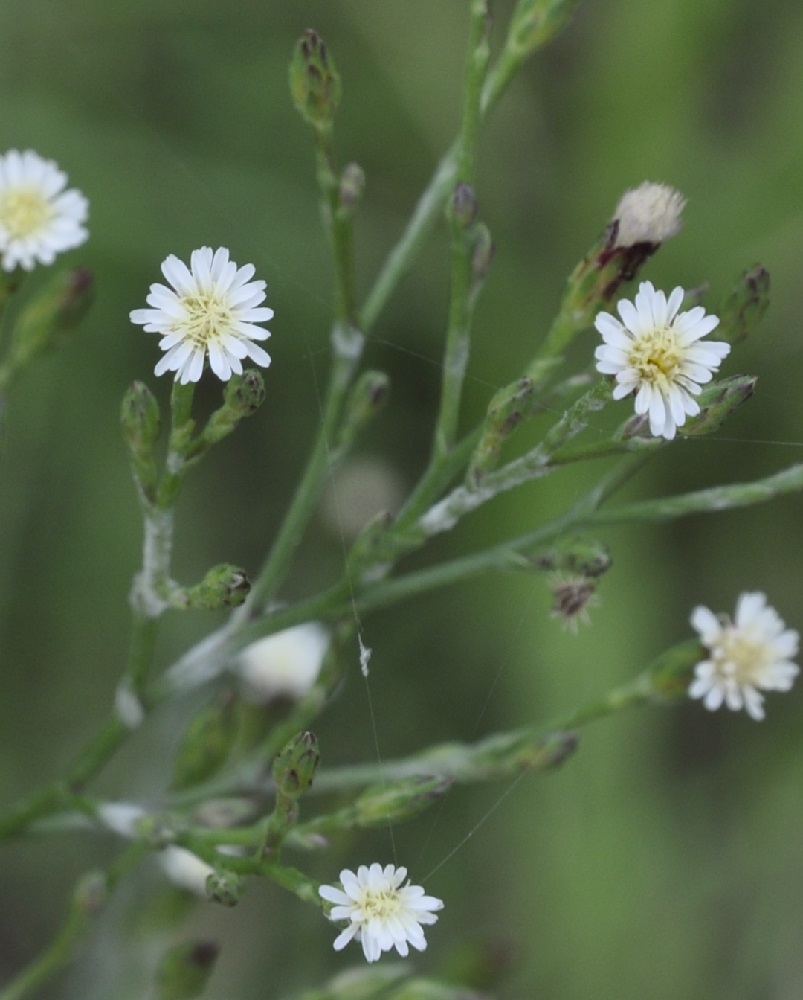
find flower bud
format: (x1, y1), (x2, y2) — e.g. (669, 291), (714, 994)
(450, 181), (478, 229)
(171, 693), (239, 791)
(121, 382), (161, 499)
(471, 222), (495, 283)
(289, 29), (341, 132)
(272, 730), (320, 799)
(156, 940), (219, 1000)
(335, 370), (390, 455)
(223, 368), (266, 416)
(74, 870), (108, 917)
(205, 867), (244, 907)
(681, 375), (757, 437)
(468, 377), (533, 484)
(185, 564), (250, 610)
(534, 537), (612, 578)
(9, 267), (94, 369)
(355, 775), (452, 826)
(716, 265), (770, 346)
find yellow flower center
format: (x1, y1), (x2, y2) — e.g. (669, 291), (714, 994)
(359, 887), (403, 922)
(0, 188), (53, 239)
(627, 327), (682, 386)
(181, 294), (233, 347)
(717, 628), (768, 684)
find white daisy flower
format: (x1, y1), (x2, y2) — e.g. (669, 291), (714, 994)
(130, 246), (273, 384)
(236, 623), (329, 703)
(319, 863), (443, 963)
(594, 281), (730, 440)
(689, 592), (799, 721)
(612, 182), (686, 247)
(0, 149), (88, 271)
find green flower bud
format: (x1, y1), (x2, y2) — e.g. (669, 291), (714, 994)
(6, 267), (94, 374)
(171, 693), (239, 791)
(534, 537), (612, 578)
(74, 870), (108, 917)
(335, 370), (390, 454)
(717, 265), (770, 346)
(470, 222), (494, 283)
(224, 368), (266, 416)
(273, 730), (320, 799)
(355, 775), (452, 826)
(450, 181), (478, 230)
(468, 377), (533, 484)
(156, 940), (219, 1000)
(205, 868), (244, 907)
(289, 29), (341, 131)
(641, 638), (702, 704)
(121, 381), (161, 499)
(682, 375), (757, 437)
(185, 564), (250, 610)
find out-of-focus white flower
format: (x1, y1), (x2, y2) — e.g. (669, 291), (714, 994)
(0, 149), (88, 271)
(129, 246), (273, 384)
(594, 281), (730, 440)
(612, 181), (686, 247)
(236, 623), (329, 702)
(689, 592), (799, 720)
(160, 846), (214, 896)
(97, 802), (146, 837)
(319, 864), (443, 963)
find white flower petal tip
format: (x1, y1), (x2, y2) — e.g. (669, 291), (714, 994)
(0, 149), (88, 271)
(612, 182), (686, 247)
(689, 592), (799, 721)
(594, 281), (729, 440)
(130, 246), (273, 384)
(319, 863), (443, 963)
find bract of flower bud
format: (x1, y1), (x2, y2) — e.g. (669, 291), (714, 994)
(612, 181), (686, 248)
(450, 181), (478, 229)
(236, 623), (329, 703)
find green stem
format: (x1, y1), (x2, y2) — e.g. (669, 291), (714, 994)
(431, 0), (490, 463)
(360, 0), (551, 333)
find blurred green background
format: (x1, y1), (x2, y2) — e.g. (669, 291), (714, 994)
(2, 0), (803, 998)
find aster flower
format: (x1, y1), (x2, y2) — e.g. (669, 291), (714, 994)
(689, 592), (799, 720)
(130, 246), (273, 384)
(594, 281), (730, 440)
(612, 182), (686, 248)
(0, 149), (88, 271)
(236, 623), (329, 703)
(319, 864), (443, 963)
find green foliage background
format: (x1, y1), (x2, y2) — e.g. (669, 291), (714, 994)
(2, 1), (803, 998)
